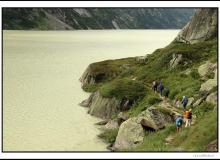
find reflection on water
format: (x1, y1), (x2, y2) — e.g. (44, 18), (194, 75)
(3, 30), (179, 151)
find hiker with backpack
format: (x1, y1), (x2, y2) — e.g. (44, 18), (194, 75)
(176, 115), (183, 132)
(152, 80), (158, 93)
(174, 98), (180, 108)
(185, 108), (192, 127)
(158, 80), (164, 97)
(163, 87), (170, 100)
(181, 96), (188, 110)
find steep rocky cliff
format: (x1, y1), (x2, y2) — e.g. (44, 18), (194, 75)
(3, 8), (194, 30)
(175, 8), (217, 44)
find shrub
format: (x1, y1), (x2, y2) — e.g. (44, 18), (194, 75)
(99, 78), (146, 101)
(129, 97), (151, 117)
(193, 102), (215, 118)
(98, 129), (119, 144)
(82, 84), (99, 92)
(147, 96), (162, 105)
(190, 69), (200, 79)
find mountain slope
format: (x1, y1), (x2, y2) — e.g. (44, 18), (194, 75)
(3, 8), (194, 30)
(79, 8), (217, 151)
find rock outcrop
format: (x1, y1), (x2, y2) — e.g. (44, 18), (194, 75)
(137, 106), (174, 130)
(79, 65), (98, 85)
(114, 117), (144, 150)
(114, 106), (175, 150)
(169, 54), (183, 68)
(200, 69), (217, 92)
(175, 8), (217, 44)
(206, 91), (217, 105)
(200, 79), (217, 92)
(198, 61), (217, 79)
(80, 91), (121, 119)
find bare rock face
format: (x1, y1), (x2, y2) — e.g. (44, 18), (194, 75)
(206, 91), (217, 105)
(200, 79), (217, 92)
(169, 54), (183, 68)
(114, 117), (144, 150)
(200, 69), (217, 92)
(79, 92), (95, 107)
(198, 61), (217, 79)
(79, 65), (96, 85)
(113, 106), (175, 150)
(87, 92), (121, 120)
(137, 106), (174, 130)
(175, 8), (217, 44)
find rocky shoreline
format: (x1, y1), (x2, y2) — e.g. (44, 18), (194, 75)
(78, 8), (217, 151)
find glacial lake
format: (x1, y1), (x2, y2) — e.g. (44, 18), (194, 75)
(3, 30), (179, 151)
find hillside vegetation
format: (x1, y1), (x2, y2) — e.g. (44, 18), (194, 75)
(82, 36), (217, 151)
(79, 8), (217, 152)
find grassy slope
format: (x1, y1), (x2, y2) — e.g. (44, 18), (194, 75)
(85, 37), (217, 151)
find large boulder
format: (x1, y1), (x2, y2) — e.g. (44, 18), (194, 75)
(88, 92), (121, 119)
(137, 106), (174, 130)
(198, 61), (214, 77)
(200, 68), (217, 92)
(175, 9), (217, 44)
(206, 91), (217, 105)
(114, 117), (144, 150)
(197, 61), (217, 81)
(200, 79), (217, 92)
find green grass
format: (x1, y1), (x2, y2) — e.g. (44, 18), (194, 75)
(87, 57), (138, 78)
(82, 83), (99, 92)
(99, 78), (146, 101)
(98, 128), (119, 144)
(193, 102), (215, 118)
(130, 124), (176, 151)
(128, 89), (162, 117)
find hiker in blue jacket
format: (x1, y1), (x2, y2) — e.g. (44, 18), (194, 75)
(158, 81), (164, 96)
(176, 116), (183, 132)
(182, 96), (188, 110)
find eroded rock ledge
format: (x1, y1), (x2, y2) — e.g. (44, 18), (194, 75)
(175, 8), (217, 44)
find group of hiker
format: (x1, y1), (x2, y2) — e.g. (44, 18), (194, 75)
(152, 80), (193, 132)
(152, 80), (169, 99)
